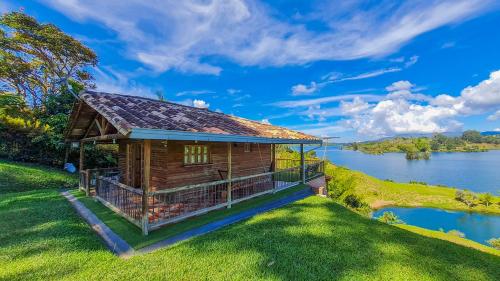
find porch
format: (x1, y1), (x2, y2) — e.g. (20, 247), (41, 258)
(79, 156), (324, 235)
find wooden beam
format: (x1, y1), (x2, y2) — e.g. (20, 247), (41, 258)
(94, 117), (104, 135)
(66, 101), (83, 136)
(227, 142), (232, 208)
(79, 142), (84, 171)
(142, 139), (151, 235)
(125, 143), (130, 186)
(80, 133), (126, 143)
(300, 144), (305, 184)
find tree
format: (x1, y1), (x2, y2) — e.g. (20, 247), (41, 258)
(488, 237), (500, 250)
(0, 12), (97, 108)
(377, 211), (403, 224)
(479, 193), (493, 207)
(455, 189), (478, 208)
(462, 130), (483, 143)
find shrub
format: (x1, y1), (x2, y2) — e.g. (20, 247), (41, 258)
(455, 189), (478, 208)
(487, 237), (500, 249)
(377, 211), (403, 224)
(447, 229), (465, 238)
(479, 193), (493, 207)
(343, 194), (364, 209)
(409, 180), (427, 185)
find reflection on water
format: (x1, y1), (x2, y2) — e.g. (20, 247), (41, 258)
(372, 207), (500, 245)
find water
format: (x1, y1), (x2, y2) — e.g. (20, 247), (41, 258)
(372, 207), (500, 245)
(325, 148), (500, 194)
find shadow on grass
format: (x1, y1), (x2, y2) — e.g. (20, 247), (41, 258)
(157, 197), (500, 280)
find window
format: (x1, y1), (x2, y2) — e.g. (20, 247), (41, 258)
(184, 145), (209, 165)
(244, 143), (251, 152)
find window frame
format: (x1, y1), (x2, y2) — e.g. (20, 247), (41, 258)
(183, 144), (210, 165)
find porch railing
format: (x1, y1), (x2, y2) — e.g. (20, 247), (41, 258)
(95, 176), (143, 227)
(79, 167), (120, 195)
(89, 160), (324, 234)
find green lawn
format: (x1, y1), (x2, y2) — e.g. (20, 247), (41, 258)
(71, 184), (309, 249)
(0, 159), (77, 193)
(1, 160), (500, 280)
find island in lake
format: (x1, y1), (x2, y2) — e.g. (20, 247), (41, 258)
(344, 130), (500, 159)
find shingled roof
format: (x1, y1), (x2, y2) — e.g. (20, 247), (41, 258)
(66, 91), (321, 144)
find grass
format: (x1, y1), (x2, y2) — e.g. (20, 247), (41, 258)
(0, 158), (77, 193)
(70, 184), (309, 249)
(2, 159), (500, 280)
(325, 163), (500, 214)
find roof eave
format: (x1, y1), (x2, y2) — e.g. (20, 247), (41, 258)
(128, 128), (322, 144)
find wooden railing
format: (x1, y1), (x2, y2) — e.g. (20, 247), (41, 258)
(95, 176), (143, 227)
(88, 161), (324, 234)
(79, 167), (120, 196)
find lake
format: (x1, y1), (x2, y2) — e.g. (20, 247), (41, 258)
(372, 207), (500, 245)
(325, 148), (500, 194)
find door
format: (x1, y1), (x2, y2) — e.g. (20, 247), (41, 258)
(129, 143), (143, 188)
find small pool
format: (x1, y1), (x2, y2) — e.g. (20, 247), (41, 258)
(372, 207), (500, 245)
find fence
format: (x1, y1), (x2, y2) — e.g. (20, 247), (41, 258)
(88, 160), (324, 234)
(95, 176), (143, 227)
(79, 167), (120, 195)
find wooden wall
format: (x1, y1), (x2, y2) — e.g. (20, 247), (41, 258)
(118, 140), (272, 191)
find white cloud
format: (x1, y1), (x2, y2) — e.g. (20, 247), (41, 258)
(343, 99), (461, 136)
(386, 80), (414, 92)
(404, 55), (419, 68)
(291, 82), (318, 96)
(192, 99), (210, 108)
(261, 118), (271, 125)
(340, 97), (371, 115)
(42, 0), (493, 74)
(494, 128), (500, 132)
(176, 90), (215, 97)
(488, 110), (500, 121)
(272, 94), (383, 108)
(93, 67), (157, 98)
(460, 70), (500, 113)
(227, 89), (241, 95)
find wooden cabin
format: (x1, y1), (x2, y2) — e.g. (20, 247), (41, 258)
(66, 91), (324, 234)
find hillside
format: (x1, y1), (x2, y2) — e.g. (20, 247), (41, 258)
(1, 160), (499, 280)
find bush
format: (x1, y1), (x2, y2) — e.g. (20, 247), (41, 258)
(327, 167), (357, 200)
(455, 189), (478, 208)
(377, 211), (403, 224)
(343, 194), (364, 209)
(479, 193), (493, 207)
(447, 230), (465, 238)
(409, 180), (427, 185)
(487, 237), (500, 249)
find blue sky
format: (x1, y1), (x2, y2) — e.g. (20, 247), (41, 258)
(4, 0), (500, 141)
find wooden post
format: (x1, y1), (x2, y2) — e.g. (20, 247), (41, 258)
(300, 144), (305, 184)
(125, 143), (130, 185)
(142, 140), (151, 235)
(79, 141), (84, 172)
(271, 144), (276, 192)
(227, 142), (232, 208)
